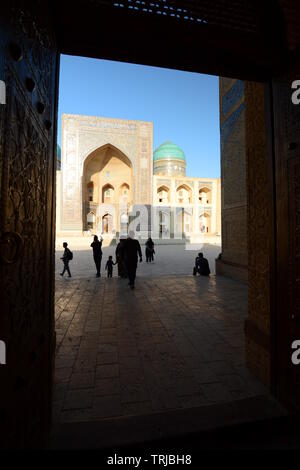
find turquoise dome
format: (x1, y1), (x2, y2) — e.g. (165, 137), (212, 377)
(57, 144), (61, 159)
(154, 141), (186, 162)
(57, 144), (61, 170)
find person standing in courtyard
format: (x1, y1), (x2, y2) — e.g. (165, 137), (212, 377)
(145, 237), (155, 263)
(123, 231), (142, 289)
(91, 235), (103, 277)
(115, 236), (127, 278)
(60, 242), (73, 277)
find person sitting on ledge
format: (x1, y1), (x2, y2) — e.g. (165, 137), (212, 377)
(193, 252), (210, 276)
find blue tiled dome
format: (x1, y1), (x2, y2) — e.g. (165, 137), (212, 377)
(154, 141), (186, 162)
(57, 144), (61, 157)
(57, 144), (61, 170)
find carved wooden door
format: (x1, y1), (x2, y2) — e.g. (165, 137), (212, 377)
(273, 74), (300, 413)
(0, 2), (58, 447)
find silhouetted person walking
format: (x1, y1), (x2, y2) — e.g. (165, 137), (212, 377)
(115, 237), (127, 278)
(193, 252), (210, 276)
(123, 231), (142, 289)
(105, 255), (116, 278)
(145, 237), (155, 263)
(91, 235), (102, 277)
(60, 242), (72, 277)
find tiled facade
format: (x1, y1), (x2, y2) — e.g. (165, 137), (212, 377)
(216, 78), (248, 281)
(57, 114), (153, 234)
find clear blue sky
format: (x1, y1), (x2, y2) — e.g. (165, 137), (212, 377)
(58, 54), (220, 178)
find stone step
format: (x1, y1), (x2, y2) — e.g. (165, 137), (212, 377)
(49, 395), (290, 450)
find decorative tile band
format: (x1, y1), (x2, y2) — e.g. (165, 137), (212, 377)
(221, 102), (245, 145)
(222, 80), (244, 117)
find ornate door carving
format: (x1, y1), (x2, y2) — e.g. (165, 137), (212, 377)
(273, 74), (300, 412)
(0, 2), (58, 447)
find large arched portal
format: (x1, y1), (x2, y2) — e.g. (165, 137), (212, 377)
(82, 144), (133, 234)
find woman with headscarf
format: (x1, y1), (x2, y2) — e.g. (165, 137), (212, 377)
(145, 237), (155, 263)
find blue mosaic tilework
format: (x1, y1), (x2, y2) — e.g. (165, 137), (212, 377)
(222, 80), (244, 117)
(220, 102), (245, 145)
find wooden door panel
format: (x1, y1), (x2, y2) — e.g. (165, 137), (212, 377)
(273, 77), (300, 412)
(0, 2), (58, 448)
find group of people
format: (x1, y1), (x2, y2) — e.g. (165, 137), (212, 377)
(60, 232), (156, 289)
(60, 233), (211, 288)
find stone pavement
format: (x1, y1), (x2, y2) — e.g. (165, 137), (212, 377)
(53, 274), (268, 424)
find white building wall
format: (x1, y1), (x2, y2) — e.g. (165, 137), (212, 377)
(153, 175), (219, 238)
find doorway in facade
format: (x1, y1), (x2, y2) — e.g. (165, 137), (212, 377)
(102, 213), (113, 234)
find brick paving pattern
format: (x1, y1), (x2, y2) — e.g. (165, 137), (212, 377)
(53, 274), (267, 423)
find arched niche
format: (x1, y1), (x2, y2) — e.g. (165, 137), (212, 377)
(87, 211), (95, 229)
(102, 183), (115, 204)
(102, 213), (113, 234)
(176, 208), (193, 236)
(199, 186), (212, 204)
(199, 212), (211, 233)
(119, 182), (130, 204)
(157, 185), (170, 204)
(176, 184), (192, 204)
(158, 210), (170, 237)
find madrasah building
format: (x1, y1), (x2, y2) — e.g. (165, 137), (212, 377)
(56, 114), (221, 242)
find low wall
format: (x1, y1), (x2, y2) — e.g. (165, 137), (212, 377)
(215, 258), (248, 283)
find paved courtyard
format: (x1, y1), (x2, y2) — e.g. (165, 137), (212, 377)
(53, 269), (268, 424)
(55, 239), (221, 278)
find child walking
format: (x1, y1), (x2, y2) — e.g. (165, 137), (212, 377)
(105, 255), (116, 278)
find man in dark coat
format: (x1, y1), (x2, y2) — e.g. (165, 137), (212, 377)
(123, 231), (142, 289)
(91, 235), (102, 277)
(194, 252), (210, 276)
(115, 236), (127, 278)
